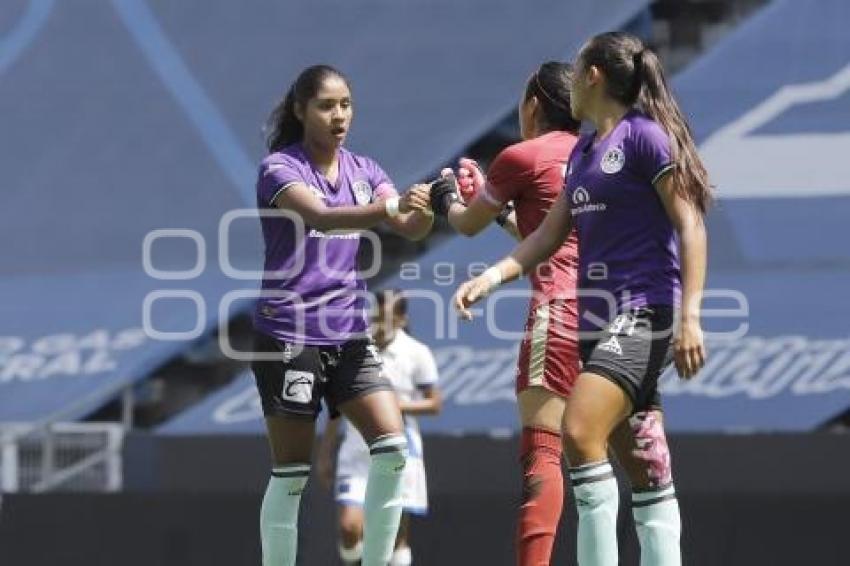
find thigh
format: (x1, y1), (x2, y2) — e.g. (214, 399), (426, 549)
(264, 415), (316, 466)
(325, 339), (393, 418)
(339, 389), (404, 445)
(517, 387), (566, 432)
(329, 339), (401, 444)
(516, 300), (580, 400)
(562, 371), (633, 464)
(580, 307), (675, 412)
(251, 331), (325, 420)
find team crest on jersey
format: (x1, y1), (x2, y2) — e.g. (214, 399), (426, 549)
(352, 180), (373, 205)
(600, 147), (625, 174)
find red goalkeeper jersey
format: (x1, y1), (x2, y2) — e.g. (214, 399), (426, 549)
(480, 130), (579, 308)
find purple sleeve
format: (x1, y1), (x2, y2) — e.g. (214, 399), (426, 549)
(257, 158), (305, 207)
(366, 158), (397, 200)
(632, 121), (674, 185)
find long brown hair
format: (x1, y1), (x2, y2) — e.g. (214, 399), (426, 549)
(579, 32), (712, 213)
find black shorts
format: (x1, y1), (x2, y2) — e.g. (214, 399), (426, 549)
(251, 330), (391, 420)
(579, 306), (677, 412)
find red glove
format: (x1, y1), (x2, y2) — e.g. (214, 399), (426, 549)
(456, 158), (485, 203)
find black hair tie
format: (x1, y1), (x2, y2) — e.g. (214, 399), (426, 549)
(632, 49), (646, 98)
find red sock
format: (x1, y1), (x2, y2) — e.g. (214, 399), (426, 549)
(516, 427), (565, 566)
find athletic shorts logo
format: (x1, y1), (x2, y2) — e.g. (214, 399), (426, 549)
(353, 180), (373, 206)
(280, 342), (294, 363)
(367, 344), (381, 363)
(282, 370), (314, 403)
(600, 147), (625, 174)
(598, 335), (623, 356)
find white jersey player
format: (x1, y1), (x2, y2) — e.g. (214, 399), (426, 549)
(318, 289), (442, 566)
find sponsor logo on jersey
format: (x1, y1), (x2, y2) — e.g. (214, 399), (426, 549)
(352, 180), (373, 205)
(282, 370), (314, 403)
(572, 186), (590, 205)
(570, 186), (607, 216)
(600, 147), (625, 174)
(307, 229), (360, 239)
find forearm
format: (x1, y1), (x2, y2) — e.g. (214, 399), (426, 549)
(305, 201), (391, 231)
(447, 202), (488, 236)
(678, 221), (707, 321)
(390, 210), (434, 241)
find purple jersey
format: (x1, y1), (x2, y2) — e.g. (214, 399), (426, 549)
(565, 110), (680, 331)
(254, 144), (397, 345)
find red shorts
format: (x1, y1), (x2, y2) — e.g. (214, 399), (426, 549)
(515, 299), (580, 398)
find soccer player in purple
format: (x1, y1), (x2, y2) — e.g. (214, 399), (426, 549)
(453, 33), (710, 566)
(251, 65), (433, 566)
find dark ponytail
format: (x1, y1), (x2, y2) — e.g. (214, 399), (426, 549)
(525, 61), (581, 134)
(579, 32), (712, 214)
(265, 65), (348, 152)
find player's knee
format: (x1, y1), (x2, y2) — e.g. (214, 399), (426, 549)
(562, 417), (602, 459)
(339, 520), (362, 547)
(368, 433), (408, 475)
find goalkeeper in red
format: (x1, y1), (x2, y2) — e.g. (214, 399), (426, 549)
(431, 62), (581, 565)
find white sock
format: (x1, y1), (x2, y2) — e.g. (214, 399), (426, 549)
(633, 484), (681, 566)
(390, 545), (413, 565)
(339, 540), (363, 564)
(570, 460), (620, 566)
(260, 464), (310, 566)
(362, 434), (408, 566)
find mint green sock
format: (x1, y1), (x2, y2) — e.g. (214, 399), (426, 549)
(633, 484), (682, 566)
(362, 434), (408, 566)
(260, 464), (310, 566)
(570, 461), (620, 566)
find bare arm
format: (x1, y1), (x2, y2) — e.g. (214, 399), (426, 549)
(446, 197), (522, 241)
(446, 197), (501, 236)
(453, 194), (573, 319)
(656, 174), (708, 378)
(398, 386), (442, 416)
(383, 184), (435, 241)
(274, 183), (428, 232)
